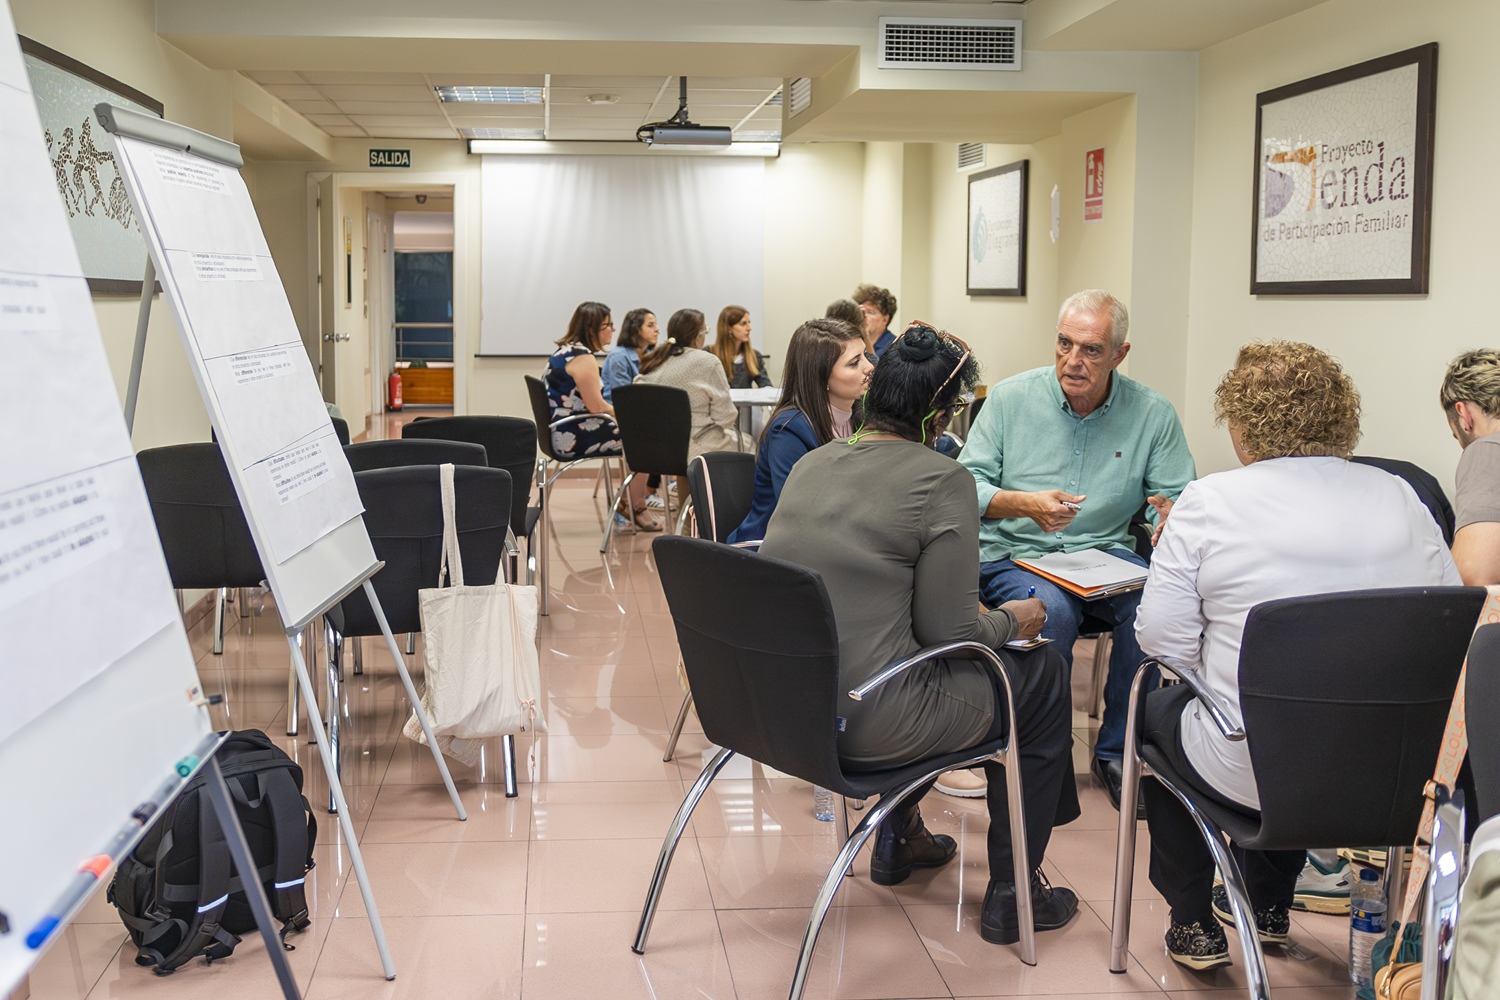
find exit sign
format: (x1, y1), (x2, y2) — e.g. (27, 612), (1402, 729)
(369, 148), (411, 168)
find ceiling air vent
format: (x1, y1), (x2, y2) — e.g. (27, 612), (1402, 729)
(878, 17), (1022, 71)
(788, 77), (812, 118)
(957, 142), (985, 171)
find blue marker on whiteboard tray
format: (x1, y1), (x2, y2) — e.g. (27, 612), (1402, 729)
(26, 855), (112, 949)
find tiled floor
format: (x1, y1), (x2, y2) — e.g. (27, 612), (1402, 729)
(25, 428), (1360, 998)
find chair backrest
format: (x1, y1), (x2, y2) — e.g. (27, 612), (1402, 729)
(1466, 622), (1500, 823)
(652, 535), (848, 790)
(524, 375), (567, 463)
(401, 415), (537, 536)
(331, 466), (510, 636)
(342, 438), (486, 473)
(1241, 586), (1486, 848)
(1351, 455), (1456, 545)
(687, 452), (757, 543)
(612, 383), (692, 477)
(136, 443), (265, 590)
(331, 416), (351, 446)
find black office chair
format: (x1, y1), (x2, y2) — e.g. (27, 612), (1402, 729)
(324, 466), (519, 803)
(659, 451), (760, 763)
(136, 442), (264, 659)
(634, 537), (1039, 1000)
(524, 374), (622, 615)
(1466, 622), (1500, 824)
(1351, 455), (1456, 545)
(401, 415), (541, 585)
(343, 438), (487, 473)
(331, 416), (351, 446)
(1109, 587), (1486, 999)
(601, 383), (693, 554)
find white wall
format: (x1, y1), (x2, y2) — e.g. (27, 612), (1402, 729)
(1185, 0), (1495, 489)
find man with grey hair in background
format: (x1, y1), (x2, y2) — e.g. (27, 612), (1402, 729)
(952, 289), (1194, 818)
(1441, 348), (1500, 586)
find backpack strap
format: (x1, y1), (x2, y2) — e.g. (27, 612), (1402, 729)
(138, 793), (239, 973)
(262, 770), (313, 946)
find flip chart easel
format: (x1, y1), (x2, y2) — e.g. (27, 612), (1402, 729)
(96, 101), (475, 982)
(0, 8), (299, 996)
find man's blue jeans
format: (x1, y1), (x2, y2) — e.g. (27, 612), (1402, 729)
(978, 547), (1155, 761)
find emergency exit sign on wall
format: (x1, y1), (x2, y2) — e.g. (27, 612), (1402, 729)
(369, 148), (411, 168)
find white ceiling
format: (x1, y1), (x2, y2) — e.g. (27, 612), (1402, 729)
(242, 70), (784, 142)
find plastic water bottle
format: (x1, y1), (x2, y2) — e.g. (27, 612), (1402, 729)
(812, 785), (835, 822)
(1349, 865), (1387, 987)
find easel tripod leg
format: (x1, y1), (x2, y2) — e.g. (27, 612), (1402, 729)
(362, 579), (468, 822)
(203, 756), (302, 1000)
(284, 629), (397, 979)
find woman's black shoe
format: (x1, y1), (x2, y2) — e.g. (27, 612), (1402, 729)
(868, 816), (957, 886)
(980, 869), (1079, 944)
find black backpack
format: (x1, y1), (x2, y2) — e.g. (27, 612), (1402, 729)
(108, 729), (317, 974)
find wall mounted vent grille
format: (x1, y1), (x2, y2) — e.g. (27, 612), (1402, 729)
(878, 18), (1021, 71)
(788, 77), (812, 117)
(957, 142), (985, 171)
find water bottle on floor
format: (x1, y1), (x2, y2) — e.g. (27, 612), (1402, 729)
(1348, 865), (1386, 987)
(812, 785), (835, 822)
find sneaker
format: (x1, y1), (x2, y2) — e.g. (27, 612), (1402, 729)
(869, 814), (957, 886)
(1293, 855), (1351, 914)
(1211, 883), (1291, 945)
(644, 494), (666, 510)
(935, 767), (987, 798)
(980, 868), (1079, 944)
(1165, 918), (1232, 971)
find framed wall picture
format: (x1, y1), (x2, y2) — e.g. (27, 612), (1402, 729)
(967, 159), (1028, 297)
(19, 37), (164, 294)
(1251, 43), (1437, 295)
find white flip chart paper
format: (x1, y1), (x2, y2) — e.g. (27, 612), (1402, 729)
(203, 342), (331, 467)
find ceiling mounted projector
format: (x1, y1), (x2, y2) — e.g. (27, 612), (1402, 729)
(637, 77), (732, 147)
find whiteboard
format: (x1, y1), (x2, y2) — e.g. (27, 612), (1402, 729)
(0, 5), (212, 992)
(104, 110), (379, 630)
(479, 154), (765, 356)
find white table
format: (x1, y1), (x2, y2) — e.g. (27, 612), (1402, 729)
(729, 387), (780, 451)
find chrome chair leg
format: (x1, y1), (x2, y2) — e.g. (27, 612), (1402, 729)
(352, 635), (363, 675)
(634, 746), (735, 954)
(674, 495), (693, 536)
(324, 616), (342, 814)
(537, 457), (551, 616)
(663, 690), (694, 762)
(287, 625), (303, 737)
(1089, 631), (1112, 719)
(405, 632), (416, 656)
(502, 733), (519, 798)
(601, 471), (637, 554)
(212, 586), (227, 655)
(1110, 665), (1153, 971)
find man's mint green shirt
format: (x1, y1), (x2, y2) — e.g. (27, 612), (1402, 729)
(960, 366), (1195, 563)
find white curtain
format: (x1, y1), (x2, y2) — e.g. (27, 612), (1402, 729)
(479, 155), (765, 356)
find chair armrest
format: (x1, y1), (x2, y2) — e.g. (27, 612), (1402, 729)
(729, 540), (760, 549)
(1139, 656), (1244, 742)
(549, 412), (618, 431)
(848, 640), (1003, 702)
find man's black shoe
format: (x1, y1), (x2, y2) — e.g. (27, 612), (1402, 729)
(1091, 756), (1147, 821)
(980, 869), (1079, 944)
(869, 815), (957, 886)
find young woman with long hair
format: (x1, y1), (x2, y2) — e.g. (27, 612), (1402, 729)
(635, 308), (741, 461)
(601, 307), (659, 403)
(727, 317), (872, 544)
(544, 300), (658, 530)
(710, 305), (771, 389)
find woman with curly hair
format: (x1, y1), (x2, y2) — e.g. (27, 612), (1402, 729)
(1134, 340), (1459, 971)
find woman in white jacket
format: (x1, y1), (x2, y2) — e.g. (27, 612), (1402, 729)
(1134, 340), (1460, 971)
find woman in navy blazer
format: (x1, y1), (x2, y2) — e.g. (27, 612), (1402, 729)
(729, 317), (871, 544)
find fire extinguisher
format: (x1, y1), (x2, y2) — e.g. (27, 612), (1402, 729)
(387, 369), (403, 411)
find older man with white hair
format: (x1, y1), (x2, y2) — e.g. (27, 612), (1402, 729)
(955, 290), (1194, 816)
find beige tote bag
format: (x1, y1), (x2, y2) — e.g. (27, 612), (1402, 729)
(403, 463), (544, 767)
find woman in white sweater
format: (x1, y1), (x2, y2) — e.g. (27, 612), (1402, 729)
(1134, 341), (1459, 971)
(635, 308), (741, 457)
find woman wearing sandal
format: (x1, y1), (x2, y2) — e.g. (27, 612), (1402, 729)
(545, 301), (660, 531)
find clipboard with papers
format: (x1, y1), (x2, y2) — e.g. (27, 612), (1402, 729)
(1013, 549), (1149, 600)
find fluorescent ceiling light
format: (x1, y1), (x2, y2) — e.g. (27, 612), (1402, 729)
(460, 127), (545, 139)
(436, 86), (543, 104)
